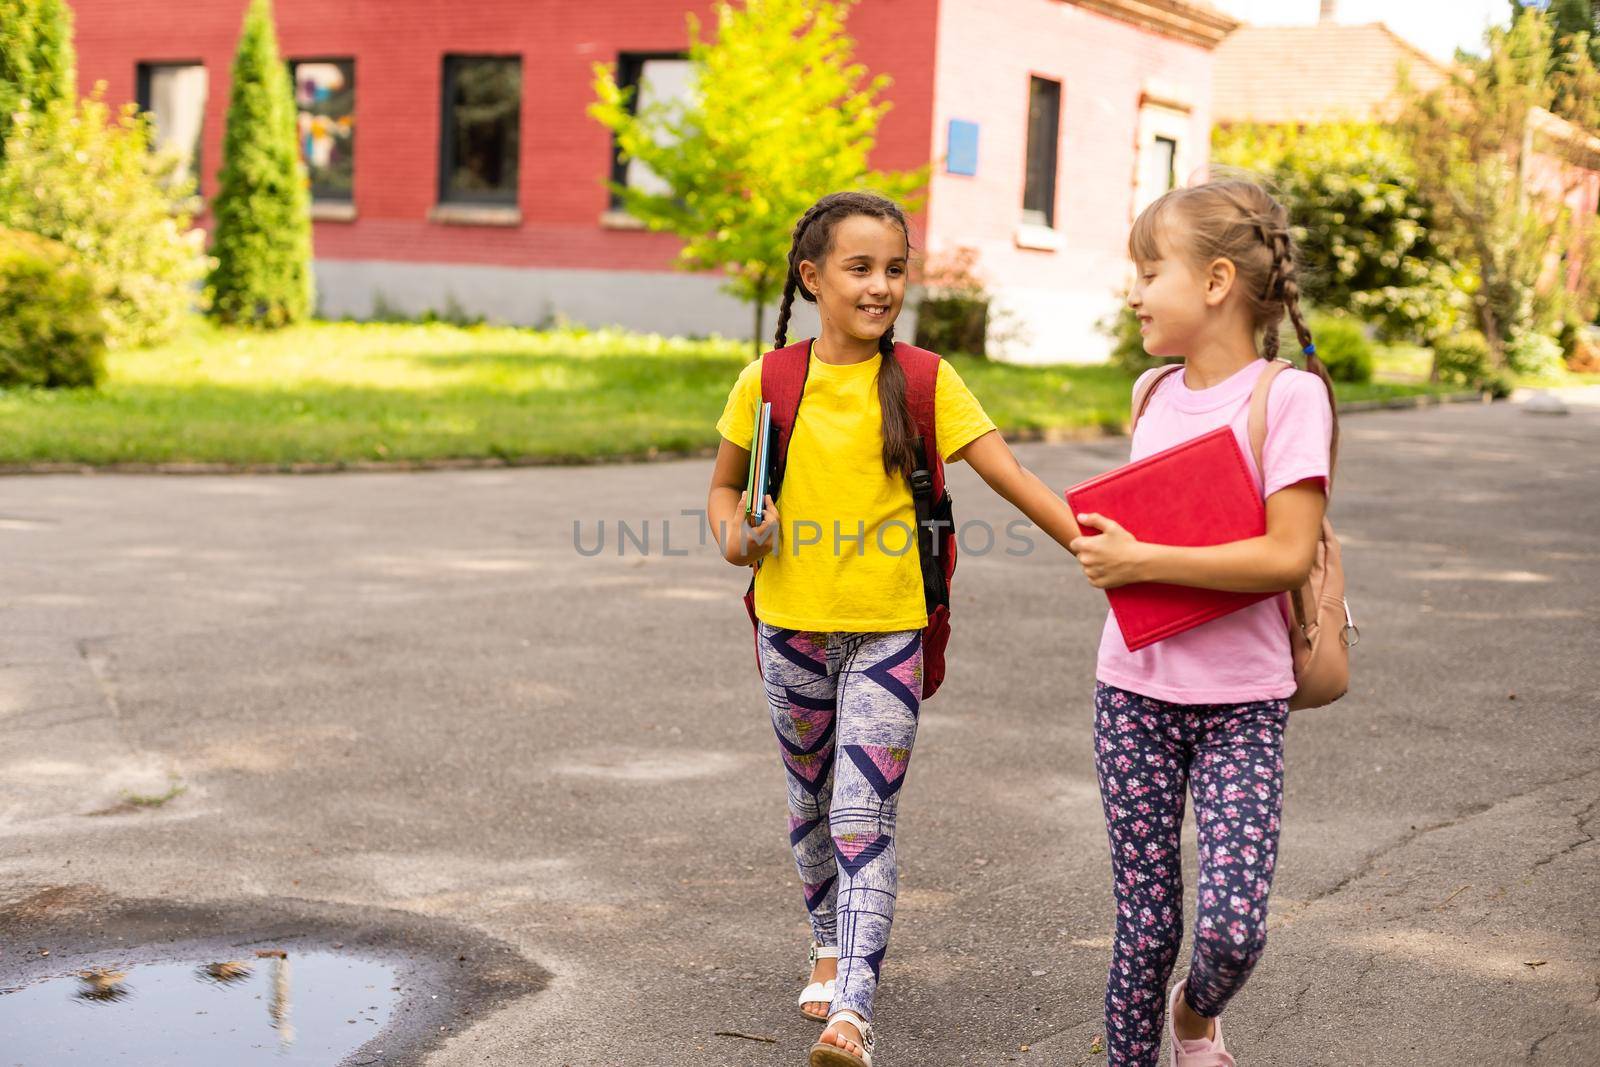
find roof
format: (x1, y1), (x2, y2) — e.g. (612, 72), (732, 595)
(1212, 22), (1453, 124)
(1069, 0), (1240, 49)
(1531, 106), (1600, 170)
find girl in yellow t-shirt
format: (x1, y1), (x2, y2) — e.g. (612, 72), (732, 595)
(707, 191), (1082, 1067)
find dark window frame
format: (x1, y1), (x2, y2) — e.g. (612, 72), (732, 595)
(288, 55), (357, 203)
(438, 53), (523, 207)
(1153, 134), (1178, 195)
(608, 50), (689, 208)
(1022, 75), (1062, 229)
(135, 60), (207, 184)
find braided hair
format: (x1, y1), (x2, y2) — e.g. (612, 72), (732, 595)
(1128, 177), (1340, 471)
(774, 191), (918, 479)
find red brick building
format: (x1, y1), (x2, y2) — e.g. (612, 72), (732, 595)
(69, 0), (1237, 362)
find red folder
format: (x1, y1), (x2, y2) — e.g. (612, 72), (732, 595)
(1065, 427), (1271, 651)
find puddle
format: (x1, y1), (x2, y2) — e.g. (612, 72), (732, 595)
(0, 950), (397, 1065)
(0, 887), (550, 1067)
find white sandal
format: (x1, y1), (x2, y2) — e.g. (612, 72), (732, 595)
(796, 943), (839, 1021)
(809, 1009), (875, 1067)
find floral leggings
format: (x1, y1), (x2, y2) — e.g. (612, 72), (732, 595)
(1093, 682), (1289, 1067)
(756, 622), (924, 1023)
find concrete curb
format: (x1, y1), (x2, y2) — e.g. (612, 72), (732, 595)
(1339, 390), (1494, 413)
(0, 390), (1500, 477)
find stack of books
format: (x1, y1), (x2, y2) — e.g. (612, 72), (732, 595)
(746, 401), (774, 522)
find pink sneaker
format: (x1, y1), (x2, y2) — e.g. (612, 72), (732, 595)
(1167, 981), (1236, 1067)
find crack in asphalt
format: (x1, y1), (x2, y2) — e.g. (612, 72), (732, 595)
(1254, 977), (1315, 1046)
(1527, 1023), (1561, 1063)
(1530, 795), (1599, 874)
(1304, 768), (1600, 908)
(75, 638), (124, 721)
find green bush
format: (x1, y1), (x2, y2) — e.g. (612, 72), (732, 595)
(1560, 314), (1600, 372)
(207, 0), (314, 327)
(1505, 328), (1566, 379)
(915, 297), (988, 356)
(0, 228), (108, 388)
(0, 91), (209, 348)
(1305, 312), (1374, 383)
(1430, 330), (1512, 394)
(914, 248), (991, 357)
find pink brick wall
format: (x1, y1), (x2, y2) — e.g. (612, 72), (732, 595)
(1525, 149), (1600, 295)
(926, 0), (1219, 361)
(69, 0), (939, 273)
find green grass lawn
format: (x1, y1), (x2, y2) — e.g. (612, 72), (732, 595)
(0, 319), (1469, 468)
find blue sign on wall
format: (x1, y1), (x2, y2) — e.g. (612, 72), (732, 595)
(947, 120), (979, 176)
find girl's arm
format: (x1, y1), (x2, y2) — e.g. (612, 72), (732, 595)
(1071, 480), (1326, 593)
(707, 437), (779, 567)
(953, 430), (1084, 553)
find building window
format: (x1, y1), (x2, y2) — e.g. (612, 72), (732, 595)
(1152, 136), (1177, 194)
(1135, 133), (1180, 213)
(1022, 76), (1061, 228)
(136, 62), (208, 188)
(439, 55), (521, 205)
(1134, 94), (1190, 215)
(608, 52), (693, 205)
(291, 59), (355, 202)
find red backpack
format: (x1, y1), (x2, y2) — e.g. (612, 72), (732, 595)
(740, 339), (957, 700)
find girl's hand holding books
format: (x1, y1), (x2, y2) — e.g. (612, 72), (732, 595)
(727, 492), (780, 567)
(1069, 512), (1150, 590)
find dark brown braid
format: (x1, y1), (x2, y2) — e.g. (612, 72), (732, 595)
(1266, 222), (1341, 475)
(773, 191), (918, 479)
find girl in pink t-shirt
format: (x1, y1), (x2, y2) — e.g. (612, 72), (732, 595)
(1065, 179), (1338, 1067)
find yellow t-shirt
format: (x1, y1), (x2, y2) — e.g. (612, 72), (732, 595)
(716, 346), (997, 632)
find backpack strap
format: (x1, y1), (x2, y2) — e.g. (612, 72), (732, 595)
(1248, 357), (1324, 635)
(895, 342), (943, 496)
(893, 342), (951, 613)
(759, 339), (814, 502)
(1246, 358), (1293, 494)
(1249, 357), (1340, 492)
(1130, 364), (1184, 433)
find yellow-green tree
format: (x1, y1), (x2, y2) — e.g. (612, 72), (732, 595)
(1, 90), (209, 348)
(591, 0), (925, 354)
(0, 0), (75, 150)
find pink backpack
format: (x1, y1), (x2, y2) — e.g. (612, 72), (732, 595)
(1132, 360), (1358, 710)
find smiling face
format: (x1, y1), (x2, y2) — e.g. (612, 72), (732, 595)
(1127, 229), (1216, 358)
(799, 213), (908, 344)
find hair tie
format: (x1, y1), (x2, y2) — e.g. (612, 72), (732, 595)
(1303, 344), (1317, 358)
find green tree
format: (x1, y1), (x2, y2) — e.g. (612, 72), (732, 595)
(1213, 122), (1468, 344)
(0, 0), (76, 150)
(207, 0), (313, 327)
(590, 0), (925, 354)
(1400, 8), (1600, 365)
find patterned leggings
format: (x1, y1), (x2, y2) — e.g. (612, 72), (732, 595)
(1093, 682), (1289, 1067)
(757, 622), (923, 1022)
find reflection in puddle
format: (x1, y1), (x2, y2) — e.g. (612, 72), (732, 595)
(0, 950), (397, 1065)
(74, 969), (129, 1004)
(198, 960), (253, 985)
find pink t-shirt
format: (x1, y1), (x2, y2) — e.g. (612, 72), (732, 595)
(1094, 358), (1334, 705)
